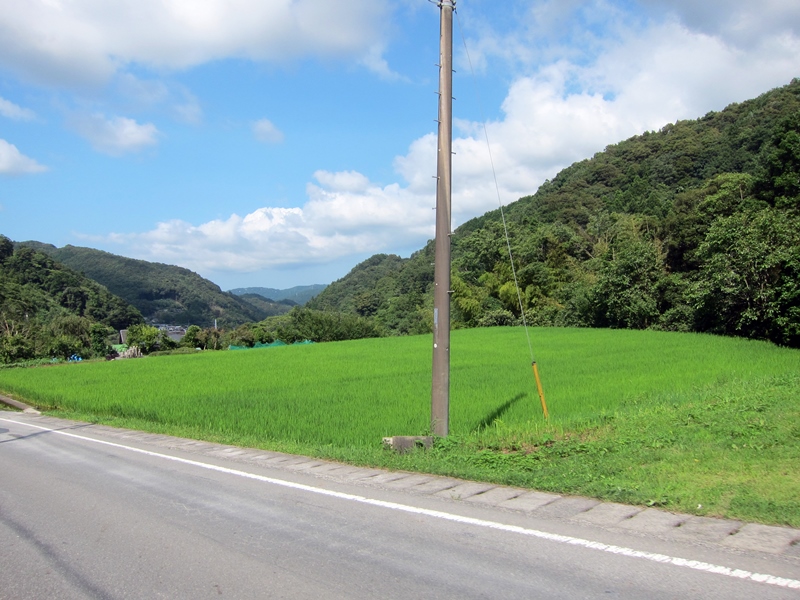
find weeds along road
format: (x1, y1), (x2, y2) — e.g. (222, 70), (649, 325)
(1, 412), (798, 600)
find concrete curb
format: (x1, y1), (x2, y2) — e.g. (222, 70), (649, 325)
(3, 410), (800, 558)
(0, 394), (40, 414)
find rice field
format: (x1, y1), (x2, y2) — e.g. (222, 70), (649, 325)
(0, 327), (797, 448)
(4, 326), (800, 525)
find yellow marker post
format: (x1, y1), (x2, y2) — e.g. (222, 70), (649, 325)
(532, 361), (549, 420)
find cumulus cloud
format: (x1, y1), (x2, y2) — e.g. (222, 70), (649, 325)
(359, 44), (408, 82)
(101, 5), (800, 274)
(69, 113), (159, 155)
(0, 97), (36, 121)
(104, 168), (435, 272)
(91, 0), (800, 277)
(0, 0), (391, 86)
(0, 139), (48, 175)
(252, 119), (284, 144)
(640, 0), (800, 47)
(312, 170), (371, 193)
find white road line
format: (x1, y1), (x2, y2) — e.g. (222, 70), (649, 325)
(4, 416), (799, 591)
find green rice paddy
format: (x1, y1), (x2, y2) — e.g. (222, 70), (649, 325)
(2, 327), (799, 526)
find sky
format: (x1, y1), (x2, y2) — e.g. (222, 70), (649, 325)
(1, 1), (799, 291)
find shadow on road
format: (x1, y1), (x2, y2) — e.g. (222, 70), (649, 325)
(0, 422), (93, 445)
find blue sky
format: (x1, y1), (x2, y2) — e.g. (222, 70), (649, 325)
(1, 0), (799, 290)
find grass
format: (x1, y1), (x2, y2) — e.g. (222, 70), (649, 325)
(1, 326), (798, 527)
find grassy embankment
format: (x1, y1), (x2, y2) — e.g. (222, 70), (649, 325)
(1, 327), (798, 527)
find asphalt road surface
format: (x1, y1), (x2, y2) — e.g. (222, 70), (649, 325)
(1, 413), (799, 599)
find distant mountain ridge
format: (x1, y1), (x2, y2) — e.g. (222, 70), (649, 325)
(21, 243), (272, 327)
(228, 285), (326, 306)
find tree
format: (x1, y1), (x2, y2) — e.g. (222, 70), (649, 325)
(291, 307), (383, 342)
(197, 327), (224, 350)
(125, 324), (161, 354)
(0, 235), (13, 263)
(90, 322), (114, 357)
(353, 291), (382, 317)
(756, 112), (800, 210)
(0, 332), (34, 363)
(590, 236), (666, 329)
(181, 325), (202, 348)
(586, 214), (669, 329)
(227, 324), (255, 347)
(691, 208), (800, 345)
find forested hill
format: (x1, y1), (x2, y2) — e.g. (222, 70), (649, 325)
(23, 244), (270, 327)
(308, 79), (800, 347)
(0, 236), (143, 363)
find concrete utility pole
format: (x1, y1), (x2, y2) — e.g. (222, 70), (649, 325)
(432, 0), (455, 437)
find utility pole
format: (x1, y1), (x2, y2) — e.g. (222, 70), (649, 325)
(431, 0), (455, 437)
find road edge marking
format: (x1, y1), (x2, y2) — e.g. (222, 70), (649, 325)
(3, 416), (799, 590)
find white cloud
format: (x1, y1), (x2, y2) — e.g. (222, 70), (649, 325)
(0, 139), (48, 175)
(639, 0), (800, 47)
(305, 175), (431, 238)
(100, 5), (800, 274)
(0, 0), (391, 86)
(0, 97), (36, 121)
(359, 44), (408, 82)
(312, 170), (370, 193)
(90, 1), (800, 277)
(252, 119), (284, 144)
(69, 113), (159, 155)
(103, 167), (435, 273)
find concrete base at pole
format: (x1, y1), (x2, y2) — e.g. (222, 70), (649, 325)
(382, 436), (434, 454)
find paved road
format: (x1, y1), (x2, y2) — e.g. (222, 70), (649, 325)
(1, 411), (799, 599)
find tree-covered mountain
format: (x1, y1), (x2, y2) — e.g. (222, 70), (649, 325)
(0, 236), (144, 363)
(308, 79), (800, 347)
(307, 253), (434, 335)
(228, 285), (327, 305)
(235, 293), (297, 318)
(22, 244), (270, 327)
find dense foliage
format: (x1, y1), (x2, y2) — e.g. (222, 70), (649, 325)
(226, 307), (385, 346)
(307, 251), (436, 335)
(0, 237), (143, 363)
(309, 79), (800, 347)
(129, 306), (385, 354)
(22, 243), (271, 327)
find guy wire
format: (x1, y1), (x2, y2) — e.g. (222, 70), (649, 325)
(454, 10), (535, 366)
